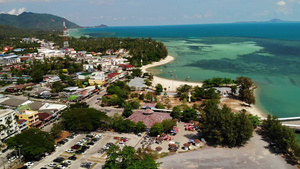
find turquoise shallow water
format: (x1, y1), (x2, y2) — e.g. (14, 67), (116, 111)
(69, 23), (300, 119)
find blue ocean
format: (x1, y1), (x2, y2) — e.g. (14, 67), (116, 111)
(69, 23), (300, 121)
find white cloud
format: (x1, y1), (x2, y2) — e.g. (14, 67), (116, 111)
(276, 1), (286, 6)
(8, 9), (17, 15)
(6, 8), (26, 15)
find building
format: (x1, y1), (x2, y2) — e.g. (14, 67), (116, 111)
(0, 109), (19, 142)
(17, 110), (41, 128)
(127, 108), (172, 129)
(18, 119), (28, 132)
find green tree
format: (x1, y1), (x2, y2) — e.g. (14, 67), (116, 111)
(150, 123), (164, 136)
(181, 107), (198, 122)
(128, 98), (140, 109)
(161, 119), (176, 133)
(134, 121), (146, 134)
(261, 115), (300, 157)
(6, 128), (54, 161)
(156, 102), (165, 109)
(144, 79), (152, 86)
(236, 76), (256, 105)
(139, 93), (145, 100)
(31, 69), (44, 83)
(50, 123), (63, 139)
(171, 106), (182, 120)
(17, 78), (26, 85)
(155, 83), (163, 95)
(69, 102), (89, 109)
(122, 104), (133, 118)
(230, 85), (237, 94)
(145, 92), (154, 102)
(131, 68), (142, 77)
(104, 145), (160, 169)
(61, 108), (108, 132)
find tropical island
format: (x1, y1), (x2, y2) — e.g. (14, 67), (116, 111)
(0, 13), (299, 169)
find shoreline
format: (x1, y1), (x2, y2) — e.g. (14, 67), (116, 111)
(141, 55), (203, 91)
(141, 55), (267, 118)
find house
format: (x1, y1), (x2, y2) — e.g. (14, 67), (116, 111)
(107, 73), (121, 83)
(38, 112), (52, 125)
(43, 75), (61, 83)
(89, 71), (107, 86)
(5, 83), (35, 93)
(127, 108), (172, 128)
(128, 77), (147, 91)
(17, 110), (41, 128)
(0, 98), (28, 109)
(77, 72), (92, 80)
(0, 109), (19, 142)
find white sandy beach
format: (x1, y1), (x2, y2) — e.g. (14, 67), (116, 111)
(141, 55), (203, 91)
(141, 55), (267, 118)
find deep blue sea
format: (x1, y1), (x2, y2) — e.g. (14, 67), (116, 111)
(69, 23), (300, 120)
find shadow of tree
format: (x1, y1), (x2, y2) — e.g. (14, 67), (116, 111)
(255, 129), (299, 167)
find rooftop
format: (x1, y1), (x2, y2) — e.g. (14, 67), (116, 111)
(0, 109), (15, 117)
(127, 109), (172, 128)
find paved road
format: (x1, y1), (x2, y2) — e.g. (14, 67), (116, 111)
(85, 88), (123, 117)
(157, 131), (297, 169)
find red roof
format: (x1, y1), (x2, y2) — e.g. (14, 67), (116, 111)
(127, 110), (172, 128)
(18, 119), (27, 124)
(38, 112), (52, 121)
(107, 73), (120, 79)
(124, 65), (134, 68)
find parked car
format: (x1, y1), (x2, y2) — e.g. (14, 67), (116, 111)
(24, 162), (34, 168)
(48, 162), (57, 167)
(68, 155), (77, 161)
(53, 157), (64, 163)
(65, 149), (74, 153)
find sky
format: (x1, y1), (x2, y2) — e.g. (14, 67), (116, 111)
(0, 0), (300, 26)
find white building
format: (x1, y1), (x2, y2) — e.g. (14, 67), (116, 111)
(0, 109), (19, 142)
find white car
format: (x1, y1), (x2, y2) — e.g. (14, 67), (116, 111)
(65, 160), (72, 165)
(24, 162), (34, 168)
(57, 165), (66, 169)
(48, 162), (57, 167)
(66, 149), (74, 153)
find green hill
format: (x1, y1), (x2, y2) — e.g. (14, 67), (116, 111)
(0, 12), (81, 30)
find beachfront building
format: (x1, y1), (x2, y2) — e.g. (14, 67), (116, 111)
(0, 109), (19, 142)
(17, 110), (41, 128)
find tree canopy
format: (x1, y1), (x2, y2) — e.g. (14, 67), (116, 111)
(61, 108), (108, 132)
(104, 145), (160, 169)
(262, 115), (300, 158)
(6, 128), (55, 161)
(200, 101), (253, 147)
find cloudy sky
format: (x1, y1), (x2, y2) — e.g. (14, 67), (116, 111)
(1, 0), (300, 26)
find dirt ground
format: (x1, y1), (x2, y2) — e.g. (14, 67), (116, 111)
(55, 131), (71, 144)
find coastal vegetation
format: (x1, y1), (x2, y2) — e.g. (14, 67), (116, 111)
(202, 77), (234, 88)
(200, 100), (254, 147)
(261, 115), (300, 160)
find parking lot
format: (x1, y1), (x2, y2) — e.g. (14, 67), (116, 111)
(31, 131), (143, 169)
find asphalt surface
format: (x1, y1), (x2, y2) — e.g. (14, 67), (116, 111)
(85, 88), (123, 117)
(157, 131), (297, 169)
